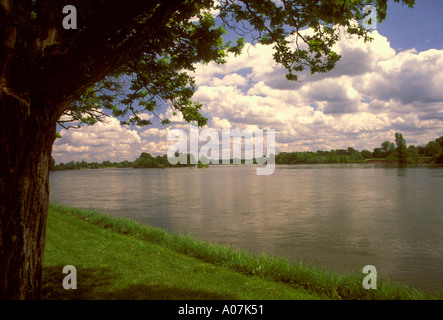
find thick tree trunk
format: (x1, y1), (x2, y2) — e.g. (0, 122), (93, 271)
(0, 0), (184, 300)
(0, 91), (57, 299)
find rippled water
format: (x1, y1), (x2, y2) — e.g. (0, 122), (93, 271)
(50, 164), (443, 292)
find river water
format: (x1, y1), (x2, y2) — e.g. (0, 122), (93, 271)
(49, 164), (443, 292)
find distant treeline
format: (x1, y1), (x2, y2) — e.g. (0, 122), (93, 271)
(51, 133), (443, 171)
(51, 153), (193, 171)
(276, 134), (443, 165)
(51, 152), (215, 171)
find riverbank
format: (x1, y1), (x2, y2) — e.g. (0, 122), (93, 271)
(43, 204), (440, 300)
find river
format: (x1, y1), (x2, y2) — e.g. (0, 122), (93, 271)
(49, 163), (443, 292)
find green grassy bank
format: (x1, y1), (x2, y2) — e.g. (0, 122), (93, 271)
(43, 204), (440, 300)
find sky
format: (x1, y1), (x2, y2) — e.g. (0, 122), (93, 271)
(52, 0), (443, 164)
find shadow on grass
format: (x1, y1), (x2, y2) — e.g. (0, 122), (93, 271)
(42, 265), (236, 300)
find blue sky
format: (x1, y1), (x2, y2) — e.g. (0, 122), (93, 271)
(53, 0), (443, 163)
(379, 0), (443, 52)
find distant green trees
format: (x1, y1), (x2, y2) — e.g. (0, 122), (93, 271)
(51, 159), (133, 171)
(51, 152), (200, 171)
(275, 133), (443, 165)
(395, 132), (408, 164)
(375, 133), (443, 164)
(425, 141), (442, 157)
(131, 152), (212, 168)
(51, 134), (443, 170)
(428, 138), (443, 164)
(132, 152), (173, 168)
(381, 140), (396, 158)
(276, 148), (364, 165)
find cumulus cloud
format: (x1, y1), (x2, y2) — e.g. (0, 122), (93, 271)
(212, 73), (249, 87)
(52, 117), (145, 163)
(52, 29), (443, 163)
(358, 48), (443, 104)
(190, 30), (443, 152)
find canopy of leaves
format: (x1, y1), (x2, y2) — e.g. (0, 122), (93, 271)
(56, 0), (415, 129)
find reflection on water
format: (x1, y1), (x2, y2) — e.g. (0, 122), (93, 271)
(50, 164), (443, 292)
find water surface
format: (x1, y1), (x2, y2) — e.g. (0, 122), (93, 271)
(50, 164), (443, 292)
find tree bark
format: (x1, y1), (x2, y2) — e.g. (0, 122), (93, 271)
(0, 91), (57, 299)
(0, 0), (189, 300)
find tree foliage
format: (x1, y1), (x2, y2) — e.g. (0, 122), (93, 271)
(275, 134), (443, 165)
(395, 132), (408, 164)
(53, 0), (416, 129)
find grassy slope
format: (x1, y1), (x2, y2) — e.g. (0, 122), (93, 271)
(43, 205), (324, 300)
(43, 204), (438, 300)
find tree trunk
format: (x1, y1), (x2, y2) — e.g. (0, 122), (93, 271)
(0, 91), (57, 299)
(0, 0), (186, 300)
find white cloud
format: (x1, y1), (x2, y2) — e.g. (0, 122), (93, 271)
(53, 117), (144, 163)
(212, 73), (249, 87)
(360, 48), (443, 104)
(53, 30), (443, 162)
(210, 116), (232, 130)
(191, 30), (443, 152)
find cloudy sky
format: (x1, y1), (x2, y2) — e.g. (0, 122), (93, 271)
(52, 0), (443, 163)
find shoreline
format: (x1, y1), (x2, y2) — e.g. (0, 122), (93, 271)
(50, 158), (440, 172)
(43, 204), (441, 300)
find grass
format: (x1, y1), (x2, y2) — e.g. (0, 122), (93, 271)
(43, 204), (440, 300)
